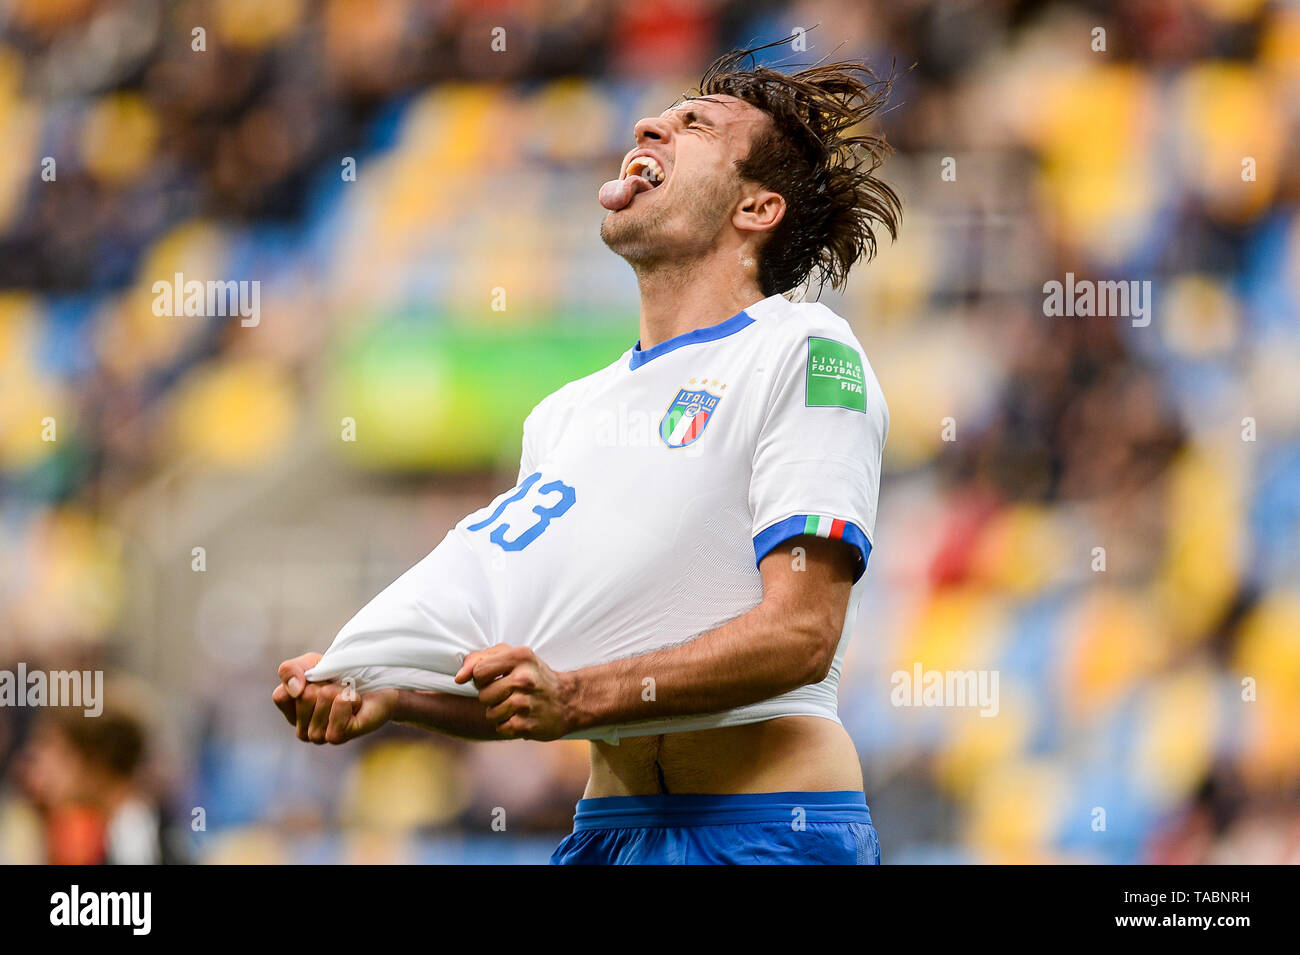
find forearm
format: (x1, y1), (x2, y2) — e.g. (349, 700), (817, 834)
(392, 689), (503, 740)
(565, 602), (832, 731)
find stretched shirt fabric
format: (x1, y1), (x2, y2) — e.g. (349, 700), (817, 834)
(306, 293), (889, 743)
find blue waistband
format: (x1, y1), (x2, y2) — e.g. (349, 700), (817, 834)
(572, 791), (871, 830)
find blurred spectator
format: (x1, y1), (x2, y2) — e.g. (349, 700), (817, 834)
(11, 681), (183, 864)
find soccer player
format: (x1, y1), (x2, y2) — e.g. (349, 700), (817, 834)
(273, 45), (900, 865)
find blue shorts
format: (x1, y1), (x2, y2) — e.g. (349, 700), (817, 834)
(550, 791), (880, 865)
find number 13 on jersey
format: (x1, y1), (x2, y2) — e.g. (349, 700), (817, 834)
(467, 472), (576, 551)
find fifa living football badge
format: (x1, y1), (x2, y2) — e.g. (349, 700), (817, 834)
(660, 386), (721, 448)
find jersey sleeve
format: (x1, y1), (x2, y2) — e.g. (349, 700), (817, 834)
(749, 328), (887, 582)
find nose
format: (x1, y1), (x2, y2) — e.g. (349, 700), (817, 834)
(633, 115), (673, 145)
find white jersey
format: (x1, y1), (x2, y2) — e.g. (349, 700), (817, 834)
(307, 293), (889, 742)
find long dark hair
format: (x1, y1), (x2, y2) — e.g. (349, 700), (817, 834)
(692, 40), (902, 296)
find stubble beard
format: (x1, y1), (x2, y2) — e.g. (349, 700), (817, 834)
(599, 176), (736, 280)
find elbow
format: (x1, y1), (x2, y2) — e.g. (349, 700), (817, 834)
(793, 617), (840, 687)
(801, 641), (836, 687)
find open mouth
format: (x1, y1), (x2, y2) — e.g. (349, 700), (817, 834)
(624, 155), (666, 188)
(599, 154), (667, 211)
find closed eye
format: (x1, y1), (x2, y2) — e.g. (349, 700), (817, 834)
(679, 109), (712, 130)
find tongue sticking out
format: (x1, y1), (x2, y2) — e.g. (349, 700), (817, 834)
(599, 175), (654, 211)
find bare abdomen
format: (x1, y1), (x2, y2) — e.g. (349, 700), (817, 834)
(583, 716), (863, 797)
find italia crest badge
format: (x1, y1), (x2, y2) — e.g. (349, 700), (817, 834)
(660, 387), (721, 448)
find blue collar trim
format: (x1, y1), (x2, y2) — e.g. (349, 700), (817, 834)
(628, 310), (755, 370)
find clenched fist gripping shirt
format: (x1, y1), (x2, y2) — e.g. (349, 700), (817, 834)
(307, 293), (889, 741)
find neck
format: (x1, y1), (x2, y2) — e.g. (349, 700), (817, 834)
(90, 777), (135, 814)
(634, 250), (766, 350)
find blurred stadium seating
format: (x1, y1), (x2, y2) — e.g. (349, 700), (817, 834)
(1, 0), (1298, 863)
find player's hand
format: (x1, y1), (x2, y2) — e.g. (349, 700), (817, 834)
(302, 682), (398, 745)
(455, 644), (577, 741)
(273, 651), (322, 738)
(274, 652), (397, 744)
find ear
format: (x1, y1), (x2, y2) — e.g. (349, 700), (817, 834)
(733, 187), (785, 235)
